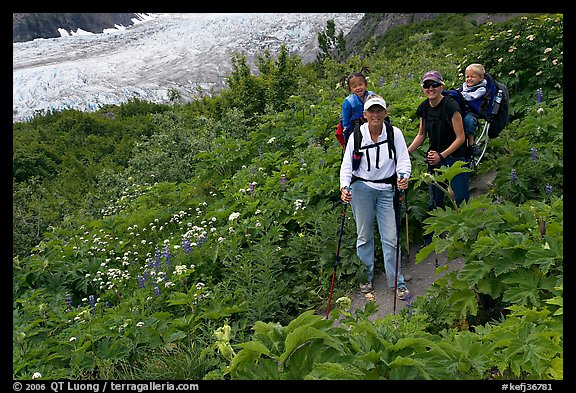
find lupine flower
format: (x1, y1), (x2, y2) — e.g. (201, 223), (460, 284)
(89, 294), (96, 313)
(530, 148), (538, 162)
(65, 294), (72, 310)
(153, 284), (161, 296)
(536, 88), (543, 104)
(182, 236), (192, 253)
(154, 248), (161, 269)
(378, 76), (385, 87)
(407, 72), (413, 79)
(258, 147), (262, 156)
(249, 182), (255, 196)
(546, 183), (553, 194)
(510, 169), (518, 183)
(162, 243), (172, 267)
(280, 174), (287, 191)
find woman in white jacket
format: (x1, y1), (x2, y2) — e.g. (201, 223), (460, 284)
(339, 95), (411, 299)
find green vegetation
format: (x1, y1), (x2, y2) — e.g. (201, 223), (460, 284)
(13, 13), (563, 380)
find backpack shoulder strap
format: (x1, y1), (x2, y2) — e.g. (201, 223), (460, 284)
(385, 121), (396, 166)
(353, 121), (362, 153)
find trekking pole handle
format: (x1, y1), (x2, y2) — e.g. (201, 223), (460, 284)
(398, 173), (406, 192)
(342, 186), (352, 204)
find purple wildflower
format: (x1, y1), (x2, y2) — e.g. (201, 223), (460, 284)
(249, 182), (255, 196)
(545, 183), (553, 194)
(153, 284), (161, 297)
(378, 76), (385, 87)
(530, 148), (538, 162)
(407, 72), (413, 79)
(153, 248), (161, 269)
(536, 88), (543, 104)
(89, 294), (96, 313)
(182, 236), (192, 253)
(197, 231), (207, 247)
(65, 294), (72, 310)
(137, 275), (145, 288)
(258, 147), (262, 156)
(510, 169), (518, 183)
(280, 174), (286, 191)
(162, 243), (172, 267)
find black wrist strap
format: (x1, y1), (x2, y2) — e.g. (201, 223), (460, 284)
(438, 152), (445, 162)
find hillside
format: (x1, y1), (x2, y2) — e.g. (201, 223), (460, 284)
(12, 13), (563, 381)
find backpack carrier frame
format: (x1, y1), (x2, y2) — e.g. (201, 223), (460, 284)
(469, 77), (506, 170)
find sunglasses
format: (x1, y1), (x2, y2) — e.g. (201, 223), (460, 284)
(422, 81), (442, 89)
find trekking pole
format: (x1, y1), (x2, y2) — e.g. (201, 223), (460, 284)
(405, 187), (409, 264)
(325, 187), (351, 319)
(393, 174), (405, 315)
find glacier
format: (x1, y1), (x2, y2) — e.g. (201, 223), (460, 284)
(13, 13), (364, 123)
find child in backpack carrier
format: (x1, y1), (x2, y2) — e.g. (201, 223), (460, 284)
(461, 64), (488, 157)
(340, 67), (375, 147)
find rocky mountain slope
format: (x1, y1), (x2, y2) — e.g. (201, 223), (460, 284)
(12, 13), (145, 43)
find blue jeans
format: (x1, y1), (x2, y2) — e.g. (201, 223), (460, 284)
(428, 155), (470, 209)
(349, 181), (406, 289)
(463, 112), (478, 137)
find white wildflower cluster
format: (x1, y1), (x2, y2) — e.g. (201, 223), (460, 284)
(174, 264), (191, 275)
(229, 212), (241, 221)
(267, 137), (276, 144)
(182, 225), (207, 246)
(94, 267), (131, 290)
(294, 199), (305, 213)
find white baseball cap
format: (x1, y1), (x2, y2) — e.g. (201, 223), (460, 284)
(364, 95), (387, 111)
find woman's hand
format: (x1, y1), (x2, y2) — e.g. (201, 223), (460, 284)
(341, 187), (352, 203)
(397, 176), (409, 190)
(426, 150), (443, 166)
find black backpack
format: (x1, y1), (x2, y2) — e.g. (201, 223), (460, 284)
(482, 73), (510, 138)
(442, 74), (509, 139)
